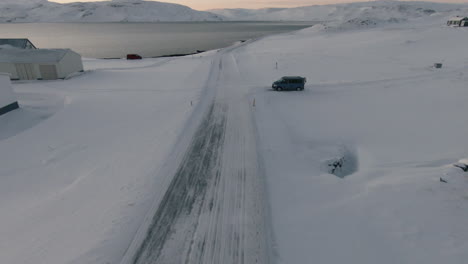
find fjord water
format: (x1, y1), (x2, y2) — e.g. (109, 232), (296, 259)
(0, 22), (312, 58)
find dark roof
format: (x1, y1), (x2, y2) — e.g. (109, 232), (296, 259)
(0, 39), (36, 49)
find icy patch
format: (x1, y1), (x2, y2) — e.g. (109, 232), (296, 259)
(322, 145), (359, 178)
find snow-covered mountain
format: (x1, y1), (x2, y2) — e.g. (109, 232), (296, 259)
(1, 0), (467, 24)
(211, 1), (468, 27)
(0, 0), (222, 22)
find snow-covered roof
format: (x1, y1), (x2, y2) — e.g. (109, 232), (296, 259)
(0, 49), (72, 63)
(282, 76), (305, 79)
(0, 39), (36, 49)
(448, 17), (468, 21)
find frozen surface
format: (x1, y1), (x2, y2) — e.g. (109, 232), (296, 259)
(1, 3), (468, 264)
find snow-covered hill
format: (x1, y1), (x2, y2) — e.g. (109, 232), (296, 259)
(2, 0), (467, 25)
(211, 1), (468, 28)
(0, 0), (222, 22)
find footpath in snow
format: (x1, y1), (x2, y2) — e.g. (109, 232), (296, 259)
(1, 9), (468, 264)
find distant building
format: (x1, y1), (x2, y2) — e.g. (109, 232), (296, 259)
(447, 17), (468, 27)
(0, 49), (84, 80)
(0, 39), (37, 49)
(0, 73), (19, 116)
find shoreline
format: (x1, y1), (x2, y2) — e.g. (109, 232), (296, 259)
(100, 49), (211, 60)
(0, 22), (313, 60)
(99, 40), (249, 60)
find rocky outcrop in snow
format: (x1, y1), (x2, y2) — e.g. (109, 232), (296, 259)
(0, 0), (222, 22)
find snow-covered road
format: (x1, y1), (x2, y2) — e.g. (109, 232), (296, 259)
(123, 44), (270, 264)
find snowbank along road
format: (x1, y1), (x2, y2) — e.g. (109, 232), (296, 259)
(122, 43), (271, 264)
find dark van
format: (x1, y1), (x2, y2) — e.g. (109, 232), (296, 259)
(272, 76), (306, 91)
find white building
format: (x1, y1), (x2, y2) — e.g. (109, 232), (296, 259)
(447, 17), (468, 27)
(0, 73), (18, 116)
(0, 49), (84, 80)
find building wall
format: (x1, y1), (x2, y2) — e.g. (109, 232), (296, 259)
(447, 19), (468, 27)
(0, 63), (18, 80)
(57, 51), (84, 78)
(38, 64), (59, 80)
(0, 50), (83, 80)
(0, 63), (42, 80)
(16, 63), (41, 80)
(0, 73), (18, 115)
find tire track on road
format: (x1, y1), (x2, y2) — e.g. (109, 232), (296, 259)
(127, 42), (270, 264)
(131, 102), (227, 264)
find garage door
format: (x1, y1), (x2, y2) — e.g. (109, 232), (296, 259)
(39, 65), (58, 80)
(15, 63), (36, 80)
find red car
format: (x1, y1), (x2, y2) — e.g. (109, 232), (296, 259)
(127, 54), (142, 60)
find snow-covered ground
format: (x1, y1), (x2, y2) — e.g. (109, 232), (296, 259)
(0, 56), (215, 264)
(244, 17), (468, 263)
(1, 5), (468, 264)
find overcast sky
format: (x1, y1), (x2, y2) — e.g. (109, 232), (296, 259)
(50, 0), (468, 10)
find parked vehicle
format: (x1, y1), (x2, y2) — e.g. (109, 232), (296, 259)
(127, 54), (142, 60)
(272, 76), (306, 91)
